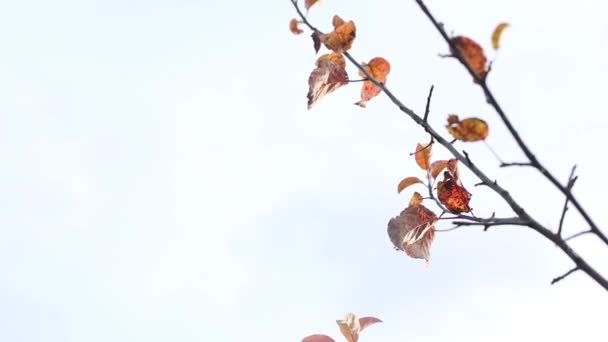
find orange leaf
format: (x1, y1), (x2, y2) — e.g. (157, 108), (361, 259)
(450, 36), (487, 80)
(429, 160), (448, 179)
(307, 60), (348, 109)
(319, 16), (356, 53)
(387, 205), (437, 262)
(316, 52), (346, 70)
(302, 335), (336, 342)
(397, 176), (423, 193)
(415, 143), (432, 170)
(437, 171), (472, 214)
(355, 57), (391, 107)
(447, 115), (489, 142)
(409, 192), (424, 207)
(491, 22), (510, 50)
(305, 0), (321, 11)
(289, 18), (303, 35)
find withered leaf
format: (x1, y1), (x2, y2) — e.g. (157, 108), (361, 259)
(289, 18), (303, 35)
(387, 205), (437, 262)
(305, 0), (321, 11)
(307, 60), (348, 109)
(415, 143), (432, 171)
(450, 36), (487, 80)
(409, 192), (424, 207)
(447, 114), (489, 142)
(316, 52), (346, 70)
(429, 160), (449, 179)
(319, 16), (356, 53)
(355, 57), (391, 107)
(302, 335), (336, 342)
(336, 313), (382, 342)
(437, 171), (472, 214)
(397, 176), (423, 193)
(491, 23), (510, 50)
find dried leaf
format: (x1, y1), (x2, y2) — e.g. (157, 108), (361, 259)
(305, 0), (321, 11)
(302, 335), (336, 342)
(358, 317), (382, 332)
(290, 18), (304, 35)
(316, 52), (346, 69)
(355, 57), (391, 107)
(319, 16), (356, 53)
(447, 115), (489, 142)
(437, 171), (471, 214)
(311, 31), (322, 54)
(337, 313), (360, 342)
(429, 160), (449, 179)
(387, 205), (437, 262)
(397, 176), (423, 193)
(409, 192), (424, 207)
(307, 60), (348, 109)
(450, 36), (487, 80)
(491, 22), (510, 50)
(447, 159), (459, 177)
(415, 143), (432, 170)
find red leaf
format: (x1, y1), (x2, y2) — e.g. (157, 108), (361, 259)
(437, 171), (472, 214)
(302, 335), (336, 342)
(307, 60), (348, 109)
(397, 176), (423, 193)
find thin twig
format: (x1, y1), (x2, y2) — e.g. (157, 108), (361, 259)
(551, 267), (580, 285)
(423, 85), (434, 122)
(564, 230), (592, 242)
(558, 165), (578, 236)
(500, 162), (533, 168)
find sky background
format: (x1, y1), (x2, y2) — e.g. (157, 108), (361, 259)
(0, 0), (607, 341)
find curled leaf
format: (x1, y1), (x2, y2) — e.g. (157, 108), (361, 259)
(355, 57), (391, 107)
(447, 115), (489, 142)
(387, 205), (437, 262)
(437, 171), (471, 214)
(311, 31), (322, 53)
(302, 335), (336, 342)
(450, 36), (487, 80)
(397, 176), (423, 193)
(289, 19), (304, 35)
(336, 313), (382, 342)
(316, 52), (346, 70)
(307, 60), (348, 109)
(319, 16), (356, 53)
(305, 0), (321, 11)
(415, 143), (432, 170)
(491, 22), (510, 50)
(429, 160), (449, 179)
(409, 192), (424, 207)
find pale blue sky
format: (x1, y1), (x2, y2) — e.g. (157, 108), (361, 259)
(0, 0), (607, 341)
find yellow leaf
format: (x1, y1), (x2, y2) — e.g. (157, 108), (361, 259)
(446, 115), (489, 142)
(409, 192), (424, 207)
(491, 22), (510, 50)
(397, 176), (423, 193)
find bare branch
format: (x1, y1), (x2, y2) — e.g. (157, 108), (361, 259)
(423, 85), (434, 122)
(558, 165), (578, 236)
(500, 162), (533, 168)
(564, 230), (592, 242)
(551, 267), (580, 285)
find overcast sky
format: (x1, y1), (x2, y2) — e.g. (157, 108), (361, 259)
(0, 0), (607, 341)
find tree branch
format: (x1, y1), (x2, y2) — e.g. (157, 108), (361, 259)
(551, 267), (580, 285)
(413, 0), (608, 247)
(558, 166), (578, 236)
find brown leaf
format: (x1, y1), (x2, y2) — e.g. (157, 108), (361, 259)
(289, 18), (304, 35)
(305, 0), (321, 11)
(358, 317), (382, 332)
(337, 313), (360, 342)
(302, 335), (336, 342)
(415, 143), (432, 170)
(397, 176), (423, 193)
(437, 171), (472, 214)
(316, 52), (346, 70)
(311, 31), (322, 54)
(429, 160), (449, 179)
(447, 115), (489, 142)
(491, 22), (510, 50)
(387, 205), (438, 262)
(319, 16), (356, 53)
(450, 36), (487, 80)
(355, 57), (391, 107)
(307, 60), (349, 109)
(447, 158), (459, 177)
(409, 192), (423, 207)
